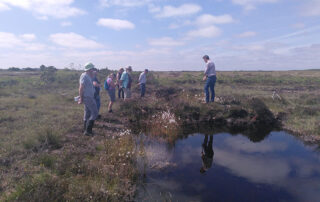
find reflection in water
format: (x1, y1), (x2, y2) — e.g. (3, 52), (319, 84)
(200, 135), (214, 173)
(136, 132), (320, 202)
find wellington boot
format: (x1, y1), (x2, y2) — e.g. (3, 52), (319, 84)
(86, 120), (95, 136)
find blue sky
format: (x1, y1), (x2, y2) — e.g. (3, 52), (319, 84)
(0, 0), (320, 71)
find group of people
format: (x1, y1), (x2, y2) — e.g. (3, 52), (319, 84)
(78, 55), (216, 136)
(78, 63), (149, 136)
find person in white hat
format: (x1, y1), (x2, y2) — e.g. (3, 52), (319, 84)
(78, 62), (98, 136)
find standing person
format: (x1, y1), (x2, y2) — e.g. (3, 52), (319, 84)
(78, 63), (98, 136)
(92, 70), (101, 119)
(200, 134), (214, 174)
(202, 55), (217, 103)
(138, 69), (148, 97)
(116, 68), (124, 99)
(120, 66), (132, 100)
(105, 73), (116, 113)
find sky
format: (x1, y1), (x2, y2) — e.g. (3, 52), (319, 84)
(0, 0), (320, 71)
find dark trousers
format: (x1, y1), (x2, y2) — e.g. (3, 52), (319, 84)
(118, 85), (124, 99)
(94, 95), (100, 112)
(202, 135), (214, 158)
(204, 76), (216, 103)
(140, 83), (146, 97)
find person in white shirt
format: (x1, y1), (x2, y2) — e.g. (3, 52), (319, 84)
(202, 55), (217, 103)
(138, 69), (148, 97)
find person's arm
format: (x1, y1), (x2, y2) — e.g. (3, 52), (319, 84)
(203, 63), (209, 81)
(93, 81), (100, 87)
(115, 74), (119, 85)
(78, 84), (84, 104)
(138, 73), (142, 84)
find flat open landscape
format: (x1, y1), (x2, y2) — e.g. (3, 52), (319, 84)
(0, 69), (320, 201)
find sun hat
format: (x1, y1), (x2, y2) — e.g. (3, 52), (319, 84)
(84, 62), (95, 71)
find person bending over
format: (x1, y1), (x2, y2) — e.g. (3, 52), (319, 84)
(202, 55), (217, 103)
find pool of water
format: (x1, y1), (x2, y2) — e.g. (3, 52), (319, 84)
(135, 131), (320, 202)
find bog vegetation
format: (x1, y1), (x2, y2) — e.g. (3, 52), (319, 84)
(0, 67), (319, 201)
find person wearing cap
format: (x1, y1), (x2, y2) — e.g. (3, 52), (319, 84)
(78, 63), (98, 136)
(119, 66), (133, 100)
(92, 70), (101, 119)
(138, 69), (148, 97)
(202, 55), (217, 103)
(116, 68), (125, 99)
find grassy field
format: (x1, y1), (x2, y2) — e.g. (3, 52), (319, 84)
(0, 69), (319, 201)
(155, 70), (320, 140)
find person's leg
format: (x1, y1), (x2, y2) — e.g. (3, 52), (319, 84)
(124, 88), (131, 101)
(210, 76), (216, 102)
(83, 98), (92, 135)
(203, 134), (208, 148)
(204, 79), (210, 103)
(83, 104), (90, 132)
(121, 88), (124, 99)
(123, 88), (127, 100)
(108, 89), (115, 112)
(140, 83), (145, 97)
(208, 135), (214, 158)
(84, 97), (98, 135)
(95, 95), (101, 112)
(108, 101), (113, 112)
(117, 86), (121, 99)
(142, 83), (146, 97)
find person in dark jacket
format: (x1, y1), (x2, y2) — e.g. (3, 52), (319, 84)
(116, 68), (124, 99)
(92, 70), (101, 119)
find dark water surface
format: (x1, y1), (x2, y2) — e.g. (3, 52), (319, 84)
(135, 131), (320, 202)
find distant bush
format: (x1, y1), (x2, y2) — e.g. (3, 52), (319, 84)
(22, 67), (38, 71)
(8, 67), (20, 71)
(40, 65), (57, 84)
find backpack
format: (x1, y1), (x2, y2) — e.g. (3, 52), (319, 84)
(104, 79), (109, 91)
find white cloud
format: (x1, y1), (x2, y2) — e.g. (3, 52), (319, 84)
(195, 14), (234, 26)
(154, 3), (202, 18)
(50, 33), (104, 49)
(0, 32), (22, 48)
(237, 31), (256, 38)
(0, 0), (85, 18)
(232, 0), (279, 10)
(0, 32), (44, 51)
(148, 37), (184, 46)
(148, 4), (161, 13)
(301, 0), (320, 16)
(20, 34), (36, 41)
(97, 18), (135, 30)
(61, 21), (72, 27)
(0, 2), (9, 11)
(100, 0), (152, 7)
(186, 26), (222, 38)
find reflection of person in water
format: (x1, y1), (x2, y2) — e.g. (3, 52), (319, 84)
(200, 134), (214, 174)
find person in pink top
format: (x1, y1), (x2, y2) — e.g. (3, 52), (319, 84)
(106, 73), (116, 113)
